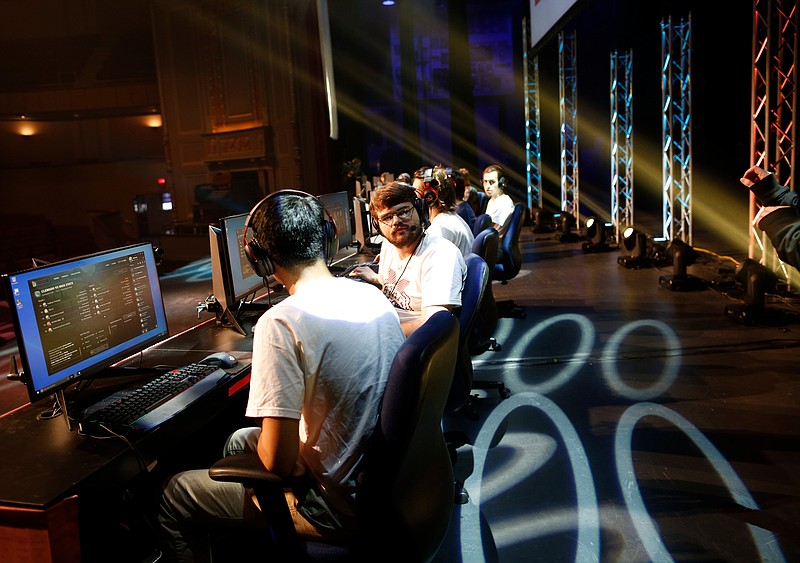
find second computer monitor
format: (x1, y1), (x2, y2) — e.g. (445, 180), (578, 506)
(220, 213), (263, 302)
(318, 190), (353, 251)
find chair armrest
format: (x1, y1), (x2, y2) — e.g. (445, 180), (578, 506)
(210, 454), (303, 553)
(208, 453), (287, 487)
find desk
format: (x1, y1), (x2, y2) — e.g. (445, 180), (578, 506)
(0, 313), (263, 563)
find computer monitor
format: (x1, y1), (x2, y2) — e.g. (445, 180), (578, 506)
(353, 196), (382, 254)
(318, 190), (354, 251)
(1, 242), (169, 405)
(209, 213), (270, 335)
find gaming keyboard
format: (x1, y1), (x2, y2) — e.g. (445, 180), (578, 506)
(80, 362), (233, 433)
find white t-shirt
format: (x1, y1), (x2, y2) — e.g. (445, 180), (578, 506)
(427, 212), (475, 257)
(247, 276), (404, 515)
(378, 232), (466, 325)
(486, 193), (515, 236)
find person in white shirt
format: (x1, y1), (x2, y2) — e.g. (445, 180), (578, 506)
(483, 163), (515, 237)
(417, 166), (474, 257)
(158, 191), (405, 562)
(350, 181), (466, 337)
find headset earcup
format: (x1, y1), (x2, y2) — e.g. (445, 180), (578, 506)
(414, 198), (430, 229)
(322, 218), (338, 259)
(244, 239), (274, 279)
(422, 187), (438, 207)
(499, 176), (508, 189)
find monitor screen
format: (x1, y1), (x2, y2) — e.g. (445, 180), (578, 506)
(219, 213), (264, 302)
(2, 242), (169, 403)
(318, 190), (353, 251)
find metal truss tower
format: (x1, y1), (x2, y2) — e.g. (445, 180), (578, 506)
(750, 0), (798, 283)
(610, 49), (634, 242)
(523, 18), (542, 213)
(661, 16), (692, 244)
(559, 30), (579, 223)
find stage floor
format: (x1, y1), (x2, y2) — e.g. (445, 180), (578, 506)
(436, 229), (800, 562)
(2, 226), (799, 562)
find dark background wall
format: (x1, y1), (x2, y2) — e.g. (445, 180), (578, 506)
(0, 0), (757, 275)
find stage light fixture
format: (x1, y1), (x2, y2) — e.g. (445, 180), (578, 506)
(658, 239), (706, 291)
(582, 216), (614, 253)
(649, 236), (671, 267)
(556, 212), (581, 242)
(617, 227), (649, 268)
(723, 259), (785, 325)
(531, 207), (556, 233)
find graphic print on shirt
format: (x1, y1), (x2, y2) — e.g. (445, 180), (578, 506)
(382, 267), (412, 311)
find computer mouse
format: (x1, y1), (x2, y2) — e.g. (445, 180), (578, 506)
(200, 351), (239, 369)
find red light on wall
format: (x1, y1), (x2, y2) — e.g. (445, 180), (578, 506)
(157, 177), (167, 186)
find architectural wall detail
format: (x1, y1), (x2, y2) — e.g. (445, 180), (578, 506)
(203, 126), (274, 168)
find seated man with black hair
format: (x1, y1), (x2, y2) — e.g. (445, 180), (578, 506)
(350, 181), (466, 337)
(157, 190), (405, 562)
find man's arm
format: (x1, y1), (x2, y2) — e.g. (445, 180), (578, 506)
(256, 416), (300, 478)
(741, 166), (798, 209)
(349, 265), (382, 286)
(400, 304), (451, 337)
(758, 207), (800, 271)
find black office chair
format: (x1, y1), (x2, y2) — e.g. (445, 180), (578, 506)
(475, 191), (489, 215)
(208, 311), (459, 562)
(455, 201), (477, 231)
(493, 203), (526, 319)
(472, 213), (492, 237)
(448, 253), (489, 416)
(446, 253), (488, 503)
(470, 228), (501, 354)
(467, 231), (508, 404)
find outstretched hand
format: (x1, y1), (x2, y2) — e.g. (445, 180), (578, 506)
(740, 165), (771, 188)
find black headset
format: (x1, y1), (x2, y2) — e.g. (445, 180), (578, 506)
(420, 167), (439, 207)
(243, 189), (338, 279)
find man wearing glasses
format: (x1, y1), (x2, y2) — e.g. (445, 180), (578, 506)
(350, 181), (466, 337)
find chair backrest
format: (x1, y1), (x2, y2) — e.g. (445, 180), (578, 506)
(493, 203), (524, 282)
(472, 213), (492, 237)
(472, 227), (499, 273)
(455, 201), (476, 230)
(446, 254), (488, 412)
(358, 310), (458, 561)
(468, 236), (499, 355)
(476, 191), (489, 215)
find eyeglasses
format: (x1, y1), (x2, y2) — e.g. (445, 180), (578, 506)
(377, 205), (414, 226)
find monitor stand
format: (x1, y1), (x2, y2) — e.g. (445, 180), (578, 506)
(55, 389), (76, 431)
(218, 299), (272, 336)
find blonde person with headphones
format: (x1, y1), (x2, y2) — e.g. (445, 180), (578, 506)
(482, 163), (515, 237)
(417, 166), (474, 257)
